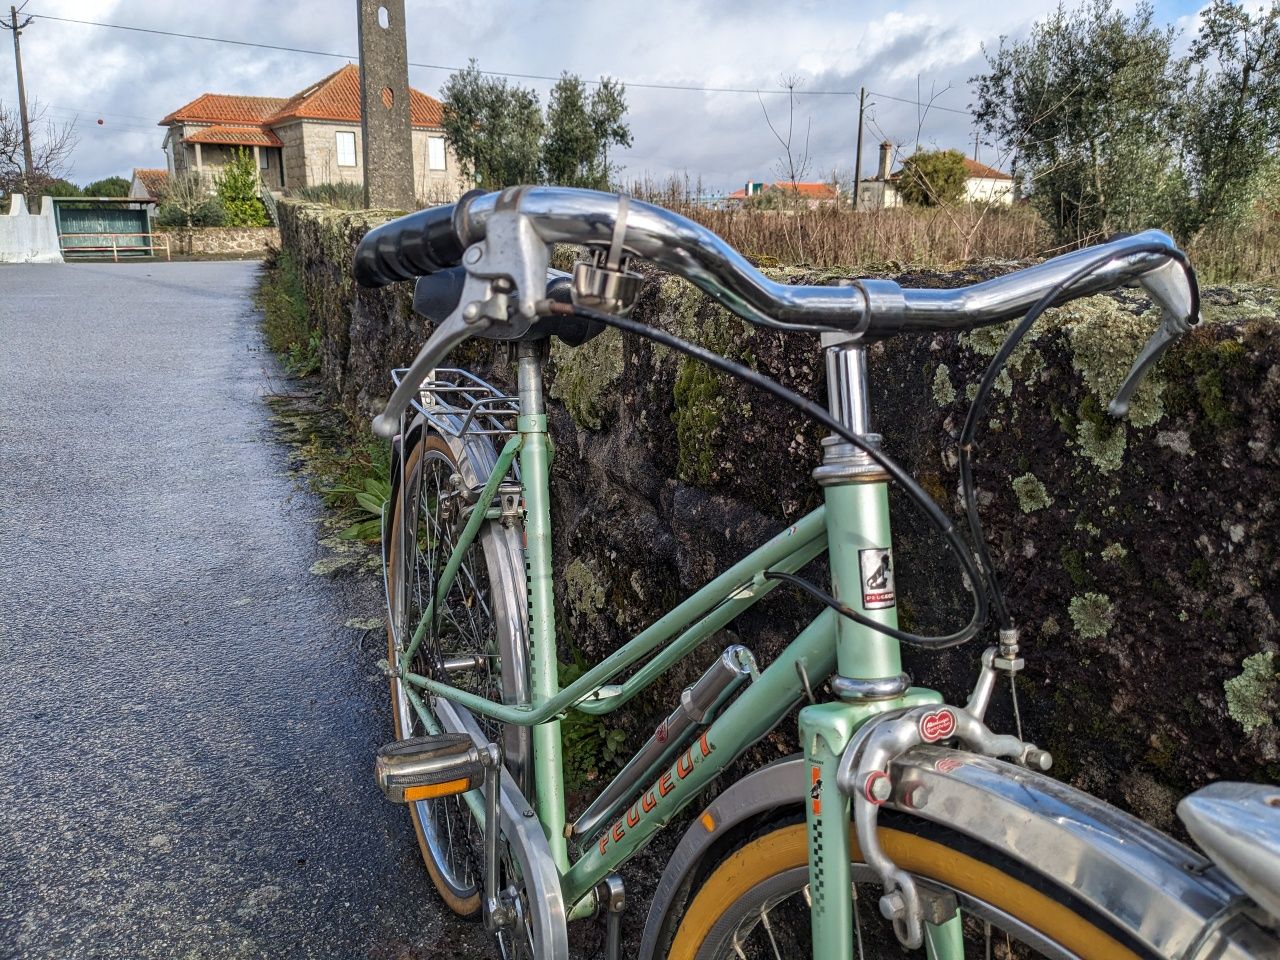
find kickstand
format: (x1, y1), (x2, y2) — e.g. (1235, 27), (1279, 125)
(600, 875), (625, 960)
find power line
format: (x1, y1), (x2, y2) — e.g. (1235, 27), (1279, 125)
(28, 11), (972, 115)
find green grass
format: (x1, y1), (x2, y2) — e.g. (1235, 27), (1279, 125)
(256, 249), (321, 377)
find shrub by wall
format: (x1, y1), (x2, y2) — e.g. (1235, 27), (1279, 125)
(276, 198), (1279, 830)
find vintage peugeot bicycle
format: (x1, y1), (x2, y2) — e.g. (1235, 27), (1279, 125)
(353, 186), (1280, 960)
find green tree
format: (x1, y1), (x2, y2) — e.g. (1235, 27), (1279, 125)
(441, 60), (544, 188)
(83, 175), (129, 197)
(43, 178), (82, 197)
(1180, 0), (1280, 237)
(541, 74), (632, 188)
(897, 149), (968, 206)
(972, 0), (1185, 241)
(213, 148), (268, 227)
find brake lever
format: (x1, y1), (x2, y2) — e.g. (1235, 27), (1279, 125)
(1108, 316), (1193, 418)
(371, 304), (492, 438)
(1110, 258), (1200, 419)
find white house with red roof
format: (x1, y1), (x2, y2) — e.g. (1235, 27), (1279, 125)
(857, 141), (1015, 209)
(158, 65), (468, 202)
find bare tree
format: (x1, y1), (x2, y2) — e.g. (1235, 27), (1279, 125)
(757, 74), (813, 195)
(757, 75), (814, 258)
(0, 99), (77, 203)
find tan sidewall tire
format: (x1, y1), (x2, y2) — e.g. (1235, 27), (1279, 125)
(385, 433), (482, 917)
(666, 822), (1143, 960)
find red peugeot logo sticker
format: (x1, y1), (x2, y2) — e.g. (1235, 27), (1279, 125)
(919, 709), (957, 743)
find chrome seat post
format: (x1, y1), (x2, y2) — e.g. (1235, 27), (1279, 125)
(812, 332), (888, 487)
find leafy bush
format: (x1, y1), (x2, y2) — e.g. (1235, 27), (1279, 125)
(214, 148), (269, 227)
(295, 182), (365, 210)
(897, 149), (968, 206)
(155, 199), (225, 227)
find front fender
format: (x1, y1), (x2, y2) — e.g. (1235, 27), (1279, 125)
(638, 747), (1275, 960)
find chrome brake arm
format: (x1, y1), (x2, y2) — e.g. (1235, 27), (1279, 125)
(836, 704), (1052, 950)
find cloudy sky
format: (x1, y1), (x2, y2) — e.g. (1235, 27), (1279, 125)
(2, 0), (1205, 193)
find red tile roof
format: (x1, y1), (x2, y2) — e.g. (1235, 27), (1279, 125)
(159, 65), (445, 133)
(963, 157), (1012, 180)
(266, 64), (444, 127)
(728, 181), (839, 200)
(184, 124), (283, 147)
(159, 94), (286, 126)
(131, 168), (169, 199)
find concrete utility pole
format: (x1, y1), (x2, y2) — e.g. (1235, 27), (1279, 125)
(357, 0), (415, 211)
(4, 5), (36, 205)
(853, 87), (865, 210)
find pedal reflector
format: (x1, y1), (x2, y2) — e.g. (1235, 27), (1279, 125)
(375, 734), (484, 803)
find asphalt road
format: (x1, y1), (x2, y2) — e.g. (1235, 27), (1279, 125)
(0, 262), (487, 958)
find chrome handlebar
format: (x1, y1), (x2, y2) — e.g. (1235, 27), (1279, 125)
(359, 186), (1200, 438)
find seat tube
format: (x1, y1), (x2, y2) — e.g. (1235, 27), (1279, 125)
(516, 341), (569, 869)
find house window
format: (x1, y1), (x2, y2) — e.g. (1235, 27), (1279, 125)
(427, 136), (446, 171)
(259, 150), (269, 170)
(336, 131), (357, 167)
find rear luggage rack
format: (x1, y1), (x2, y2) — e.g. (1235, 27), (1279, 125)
(391, 367), (519, 440)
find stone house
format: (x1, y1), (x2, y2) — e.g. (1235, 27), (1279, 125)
(858, 141), (1015, 209)
(158, 65), (469, 201)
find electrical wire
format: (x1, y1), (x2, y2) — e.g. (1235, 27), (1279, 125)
(549, 300), (990, 650)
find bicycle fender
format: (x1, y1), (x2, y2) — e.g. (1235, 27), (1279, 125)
(638, 748), (1278, 960)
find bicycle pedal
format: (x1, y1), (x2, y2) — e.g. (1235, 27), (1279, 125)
(375, 734), (485, 803)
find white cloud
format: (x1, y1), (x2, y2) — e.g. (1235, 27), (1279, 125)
(0, 0), (1195, 191)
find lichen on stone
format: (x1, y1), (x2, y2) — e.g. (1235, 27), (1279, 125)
(1101, 543), (1128, 562)
(564, 558), (606, 615)
(662, 273), (753, 487)
(549, 327), (624, 430)
(1012, 472), (1052, 513)
(1224, 651), (1276, 733)
(1068, 591), (1115, 639)
(1076, 418), (1127, 473)
(932, 363), (956, 405)
(1061, 298), (1166, 428)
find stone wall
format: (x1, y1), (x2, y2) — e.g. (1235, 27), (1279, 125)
(277, 198), (1279, 829)
(160, 226), (280, 257)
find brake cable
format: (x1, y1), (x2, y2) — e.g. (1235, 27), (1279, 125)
(548, 301), (990, 649)
(957, 241), (1189, 632)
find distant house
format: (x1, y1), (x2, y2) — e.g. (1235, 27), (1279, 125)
(157, 65), (469, 201)
(858, 141), (1015, 209)
(129, 168), (169, 202)
(727, 180), (841, 209)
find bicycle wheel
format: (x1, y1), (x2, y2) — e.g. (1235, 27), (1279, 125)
(384, 423), (530, 918)
(663, 813), (1152, 960)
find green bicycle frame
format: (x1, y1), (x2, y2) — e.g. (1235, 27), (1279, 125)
(396, 346), (964, 959)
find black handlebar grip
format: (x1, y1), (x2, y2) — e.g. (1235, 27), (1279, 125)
(353, 201), (467, 288)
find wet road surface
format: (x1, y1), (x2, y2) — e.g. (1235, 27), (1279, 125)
(0, 262), (487, 958)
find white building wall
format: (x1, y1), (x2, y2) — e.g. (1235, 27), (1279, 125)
(964, 176), (1014, 205)
(0, 195), (63, 263)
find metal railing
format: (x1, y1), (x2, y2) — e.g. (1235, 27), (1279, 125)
(58, 232), (172, 262)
